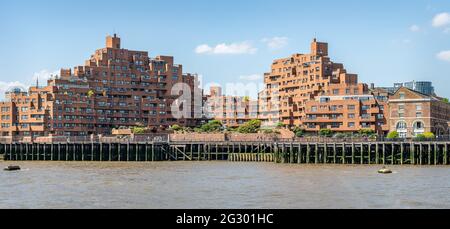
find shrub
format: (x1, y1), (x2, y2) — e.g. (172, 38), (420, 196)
(358, 129), (376, 137)
(319, 129), (334, 137)
(237, 119), (262, 134)
(276, 122), (286, 129)
(262, 129), (274, 134)
(200, 120), (223, 133)
(387, 131), (399, 139)
(423, 132), (435, 139)
(333, 133), (346, 139)
(132, 127), (146, 134)
(170, 125), (183, 132)
(292, 127), (304, 138)
(292, 127), (305, 137)
(415, 134), (426, 141)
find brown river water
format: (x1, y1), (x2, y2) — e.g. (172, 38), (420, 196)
(0, 161), (449, 209)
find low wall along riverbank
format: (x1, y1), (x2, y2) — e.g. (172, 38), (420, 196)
(1, 142), (449, 165)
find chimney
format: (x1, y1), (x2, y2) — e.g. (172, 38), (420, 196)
(106, 34), (121, 49)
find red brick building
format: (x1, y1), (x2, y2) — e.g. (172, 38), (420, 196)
(258, 39), (389, 134)
(0, 35), (202, 137)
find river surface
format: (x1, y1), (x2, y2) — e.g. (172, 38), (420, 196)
(0, 161), (449, 209)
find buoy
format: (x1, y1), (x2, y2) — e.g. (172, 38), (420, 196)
(378, 167), (392, 174)
(4, 166), (21, 171)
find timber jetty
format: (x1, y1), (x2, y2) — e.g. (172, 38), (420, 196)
(1, 140), (449, 165)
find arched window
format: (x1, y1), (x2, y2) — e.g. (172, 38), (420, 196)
(413, 121), (425, 135)
(396, 121), (407, 130)
(414, 121), (424, 130)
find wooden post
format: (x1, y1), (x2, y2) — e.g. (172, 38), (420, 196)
(109, 144), (112, 161)
(419, 143), (423, 165)
(391, 143), (395, 165)
(91, 143), (94, 161)
(428, 143), (432, 165)
(445, 143), (448, 165)
(198, 144), (201, 161)
(333, 143), (337, 164)
(126, 143), (130, 162)
(434, 143), (438, 165)
(400, 143), (404, 165)
(315, 144), (319, 164)
(25, 144), (29, 161)
(351, 143), (355, 164)
(136, 144), (139, 162)
(290, 143), (294, 164)
(152, 144), (155, 162)
(306, 144), (310, 164)
(375, 143), (379, 165)
(360, 144), (364, 165)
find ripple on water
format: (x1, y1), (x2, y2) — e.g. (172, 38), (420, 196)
(0, 162), (449, 209)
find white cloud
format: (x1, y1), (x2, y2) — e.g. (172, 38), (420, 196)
(0, 69), (58, 100)
(432, 12), (450, 27)
(409, 25), (420, 32)
(195, 42), (257, 55)
(32, 69), (59, 83)
(437, 50), (450, 62)
(261, 37), (289, 50)
(239, 74), (263, 81)
(0, 81), (28, 100)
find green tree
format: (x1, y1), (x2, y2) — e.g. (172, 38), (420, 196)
(237, 119), (262, 134)
(443, 98), (449, 104)
(276, 122), (286, 129)
(132, 127), (146, 134)
(319, 129), (334, 137)
(200, 120), (223, 133)
(170, 124), (182, 132)
(387, 131), (399, 139)
(415, 134), (426, 141)
(293, 127), (305, 138)
(358, 129), (376, 136)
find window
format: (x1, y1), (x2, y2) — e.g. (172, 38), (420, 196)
(333, 89), (339, 95)
(414, 121), (424, 130)
(396, 122), (407, 130)
(399, 93), (405, 100)
(348, 122), (355, 128)
(348, 105), (355, 110)
(416, 105), (422, 111)
(311, 106), (317, 112)
(416, 112), (423, 118)
(348, 114), (355, 119)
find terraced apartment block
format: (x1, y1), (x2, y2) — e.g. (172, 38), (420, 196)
(0, 35), (201, 137)
(259, 39), (389, 134)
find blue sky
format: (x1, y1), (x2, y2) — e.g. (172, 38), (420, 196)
(1, 0), (450, 99)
